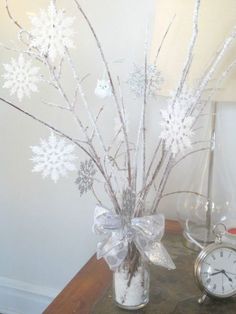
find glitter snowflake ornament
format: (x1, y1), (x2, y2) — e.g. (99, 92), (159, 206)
(160, 105), (194, 156)
(94, 79), (112, 98)
(30, 132), (77, 183)
(29, 1), (75, 61)
(2, 54), (40, 101)
(127, 63), (163, 98)
(75, 159), (96, 196)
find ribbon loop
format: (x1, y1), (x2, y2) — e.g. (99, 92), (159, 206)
(93, 205), (176, 270)
(93, 205), (122, 234)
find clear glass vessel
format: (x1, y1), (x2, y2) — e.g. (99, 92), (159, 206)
(177, 103), (236, 250)
(113, 249), (150, 310)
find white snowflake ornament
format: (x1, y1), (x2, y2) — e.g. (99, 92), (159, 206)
(160, 105), (194, 156)
(30, 132), (77, 183)
(29, 1), (75, 61)
(94, 79), (112, 98)
(2, 54), (40, 101)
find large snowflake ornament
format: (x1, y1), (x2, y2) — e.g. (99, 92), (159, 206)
(160, 105), (194, 156)
(127, 63), (163, 98)
(75, 159), (97, 196)
(29, 1), (75, 61)
(30, 132), (77, 183)
(2, 54), (40, 101)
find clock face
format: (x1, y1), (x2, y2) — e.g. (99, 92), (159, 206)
(199, 246), (236, 297)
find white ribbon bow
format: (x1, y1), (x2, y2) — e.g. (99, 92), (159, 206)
(93, 205), (176, 271)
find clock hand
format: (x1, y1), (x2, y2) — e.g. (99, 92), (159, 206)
(222, 273), (224, 294)
(222, 270), (233, 282)
(222, 270), (236, 276)
(213, 267), (236, 275)
(211, 270), (223, 276)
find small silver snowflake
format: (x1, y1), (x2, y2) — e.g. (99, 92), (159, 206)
(30, 132), (77, 183)
(127, 63), (163, 98)
(2, 54), (40, 101)
(29, 1), (75, 61)
(75, 159), (96, 196)
(160, 105), (194, 156)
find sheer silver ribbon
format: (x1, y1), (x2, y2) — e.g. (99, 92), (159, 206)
(93, 205), (176, 271)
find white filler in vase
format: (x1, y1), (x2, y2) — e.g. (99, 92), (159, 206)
(113, 265), (150, 309)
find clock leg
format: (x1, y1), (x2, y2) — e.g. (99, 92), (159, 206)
(198, 293), (207, 304)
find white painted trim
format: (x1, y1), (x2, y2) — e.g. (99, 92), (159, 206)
(0, 277), (60, 314)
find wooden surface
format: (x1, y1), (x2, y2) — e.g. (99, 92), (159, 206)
(93, 233), (236, 314)
(44, 220), (181, 314)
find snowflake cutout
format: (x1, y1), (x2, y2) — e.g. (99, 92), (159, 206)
(30, 132), (77, 183)
(2, 54), (40, 101)
(160, 105), (194, 156)
(75, 159), (96, 196)
(127, 63), (163, 98)
(29, 1), (75, 61)
(94, 79), (112, 98)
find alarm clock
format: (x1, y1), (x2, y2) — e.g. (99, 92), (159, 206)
(193, 224), (236, 303)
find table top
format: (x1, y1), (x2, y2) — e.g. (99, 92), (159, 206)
(44, 222), (236, 314)
(44, 220), (180, 314)
(92, 234), (236, 314)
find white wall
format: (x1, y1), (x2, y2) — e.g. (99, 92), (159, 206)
(0, 0), (158, 312)
(151, 0), (236, 102)
(0, 1), (235, 313)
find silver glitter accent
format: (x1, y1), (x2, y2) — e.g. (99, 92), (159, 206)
(75, 159), (96, 196)
(122, 188), (136, 213)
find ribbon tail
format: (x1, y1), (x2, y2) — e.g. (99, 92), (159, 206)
(132, 214), (175, 270)
(142, 241), (176, 270)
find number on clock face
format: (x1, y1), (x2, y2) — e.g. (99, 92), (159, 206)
(200, 247), (236, 297)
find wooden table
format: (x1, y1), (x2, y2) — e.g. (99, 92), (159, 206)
(44, 220), (180, 314)
(44, 221), (236, 314)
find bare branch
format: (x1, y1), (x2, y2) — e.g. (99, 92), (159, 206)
(150, 155), (173, 214)
(145, 140), (162, 182)
(172, 147), (210, 169)
(5, 0), (23, 29)
(41, 100), (71, 111)
(92, 186), (102, 205)
(160, 190), (207, 200)
(73, 0), (131, 187)
(154, 14), (176, 64)
(0, 96), (93, 159)
(172, 0), (201, 106)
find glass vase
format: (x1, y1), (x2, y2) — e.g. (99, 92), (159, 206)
(113, 246), (150, 310)
(177, 102), (236, 249)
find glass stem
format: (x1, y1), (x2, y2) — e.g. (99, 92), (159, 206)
(206, 101), (217, 242)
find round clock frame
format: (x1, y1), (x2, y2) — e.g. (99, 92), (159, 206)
(194, 242), (236, 301)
